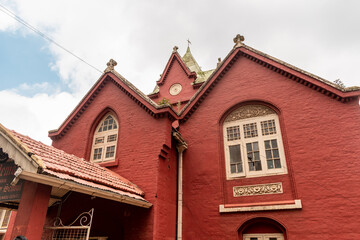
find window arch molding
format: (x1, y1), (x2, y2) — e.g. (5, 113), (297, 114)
(220, 101), (288, 179)
(237, 217), (287, 240)
(219, 101), (282, 125)
(87, 108), (120, 165)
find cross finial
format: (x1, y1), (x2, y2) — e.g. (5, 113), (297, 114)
(187, 39), (192, 47)
(104, 59), (117, 72)
(173, 46), (179, 52)
(233, 34), (245, 48)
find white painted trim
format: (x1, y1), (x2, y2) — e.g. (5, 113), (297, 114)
(223, 113), (287, 179)
(177, 149), (183, 240)
(0, 132), (38, 173)
(90, 114), (118, 163)
(19, 171), (152, 208)
(173, 131), (188, 240)
(219, 199), (302, 213)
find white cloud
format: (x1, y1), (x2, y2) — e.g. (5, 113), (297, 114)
(0, 90), (79, 145)
(0, 0), (360, 144)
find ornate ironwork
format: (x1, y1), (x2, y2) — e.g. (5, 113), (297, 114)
(0, 148), (9, 163)
(44, 209), (94, 240)
(54, 208), (94, 227)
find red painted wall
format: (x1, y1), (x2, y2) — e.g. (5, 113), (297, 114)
(48, 50), (360, 239)
(51, 79), (178, 239)
(179, 55), (360, 239)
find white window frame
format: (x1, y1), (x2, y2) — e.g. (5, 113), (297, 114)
(90, 114), (118, 163)
(0, 209), (11, 238)
(224, 113), (287, 179)
(243, 233), (284, 240)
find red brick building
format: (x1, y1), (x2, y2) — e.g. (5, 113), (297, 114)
(1, 34), (360, 239)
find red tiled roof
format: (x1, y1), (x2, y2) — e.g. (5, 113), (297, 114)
(10, 130), (146, 200)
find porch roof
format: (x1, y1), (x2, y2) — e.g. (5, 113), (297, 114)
(0, 124), (151, 208)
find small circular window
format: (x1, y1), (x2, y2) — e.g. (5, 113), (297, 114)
(169, 83), (182, 96)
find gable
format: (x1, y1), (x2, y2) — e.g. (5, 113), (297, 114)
(49, 69), (179, 140)
(151, 55), (198, 106)
(179, 44), (360, 122)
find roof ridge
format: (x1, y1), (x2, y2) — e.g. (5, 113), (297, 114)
(242, 44), (360, 92)
(0, 124), (45, 168)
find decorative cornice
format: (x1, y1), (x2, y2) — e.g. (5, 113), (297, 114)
(179, 45), (360, 123)
(49, 72), (179, 140)
(233, 182), (283, 197)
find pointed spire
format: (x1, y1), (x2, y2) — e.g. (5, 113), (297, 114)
(182, 44), (201, 73)
(186, 45), (191, 53)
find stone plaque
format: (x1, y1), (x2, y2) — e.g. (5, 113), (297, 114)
(233, 182), (283, 197)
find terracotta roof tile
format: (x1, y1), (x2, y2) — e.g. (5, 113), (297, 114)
(10, 130), (146, 199)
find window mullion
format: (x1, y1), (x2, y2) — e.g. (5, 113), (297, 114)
(257, 120), (267, 174)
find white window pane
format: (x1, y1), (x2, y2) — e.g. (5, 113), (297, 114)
(264, 139), (281, 169)
(261, 119), (276, 135)
(246, 142), (262, 171)
(226, 126), (240, 141)
(95, 137), (104, 144)
(107, 134), (117, 142)
(229, 145), (242, 173)
(105, 146), (115, 158)
(244, 122), (258, 138)
(93, 148), (102, 160)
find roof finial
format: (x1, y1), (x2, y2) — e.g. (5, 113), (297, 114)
(104, 59), (117, 72)
(217, 57), (222, 67)
(187, 39), (192, 47)
(233, 34), (245, 48)
(173, 46), (179, 52)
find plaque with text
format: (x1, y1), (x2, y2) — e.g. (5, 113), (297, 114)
(0, 161), (23, 202)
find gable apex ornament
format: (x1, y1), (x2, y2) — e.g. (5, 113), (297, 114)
(233, 34), (245, 48)
(104, 59), (117, 73)
(173, 46), (179, 53)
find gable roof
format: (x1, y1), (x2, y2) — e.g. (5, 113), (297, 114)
(49, 39), (360, 136)
(149, 47), (215, 96)
(179, 41), (360, 121)
(154, 49), (197, 88)
(0, 123), (151, 208)
(49, 67), (179, 140)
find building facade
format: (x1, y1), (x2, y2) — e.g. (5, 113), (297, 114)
(1, 34), (360, 239)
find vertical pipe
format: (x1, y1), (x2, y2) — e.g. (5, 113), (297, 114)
(176, 144), (187, 240)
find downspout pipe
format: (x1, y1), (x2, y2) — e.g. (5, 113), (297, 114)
(173, 131), (187, 240)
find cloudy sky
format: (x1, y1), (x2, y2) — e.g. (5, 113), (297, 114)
(0, 0), (359, 145)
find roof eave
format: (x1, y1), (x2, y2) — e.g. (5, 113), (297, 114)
(20, 170), (152, 208)
(179, 45), (360, 121)
(49, 72), (180, 139)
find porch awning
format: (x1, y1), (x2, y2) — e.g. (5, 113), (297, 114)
(0, 123), (151, 208)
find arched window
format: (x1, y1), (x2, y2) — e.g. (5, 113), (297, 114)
(239, 217), (286, 240)
(223, 105), (287, 179)
(91, 114), (118, 163)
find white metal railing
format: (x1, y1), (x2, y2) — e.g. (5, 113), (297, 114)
(44, 209), (94, 240)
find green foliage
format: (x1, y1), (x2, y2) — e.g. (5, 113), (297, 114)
(158, 98), (171, 105)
